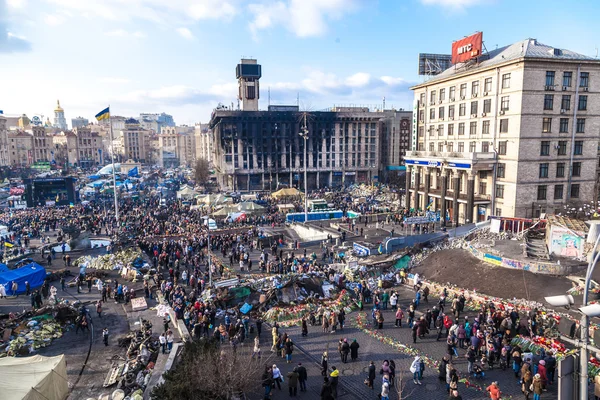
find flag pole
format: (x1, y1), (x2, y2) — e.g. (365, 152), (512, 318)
(108, 107), (120, 225)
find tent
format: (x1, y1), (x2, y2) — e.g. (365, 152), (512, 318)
(176, 185), (197, 199)
(0, 263), (8, 273)
(237, 201), (265, 213)
(97, 163), (121, 176)
(201, 194), (233, 205)
(213, 205), (239, 216)
(0, 263), (47, 295)
(0, 354), (68, 400)
(272, 188), (302, 198)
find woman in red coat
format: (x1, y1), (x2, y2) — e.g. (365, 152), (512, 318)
(537, 359), (548, 388)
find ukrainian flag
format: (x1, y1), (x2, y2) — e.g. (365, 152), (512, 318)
(4, 241), (14, 248)
(95, 107), (110, 121)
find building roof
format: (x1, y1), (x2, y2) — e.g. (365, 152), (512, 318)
(547, 215), (589, 235)
(54, 100), (64, 112)
(413, 38), (599, 88)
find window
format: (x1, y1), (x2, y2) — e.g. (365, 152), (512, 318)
(459, 103), (466, 116)
(539, 163), (549, 178)
(438, 143), (444, 152)
(497, 119), (508, 134)
(472, 81), (479, 95)
(449, 86), (456, 100)
(482, 141), (489, 152)
(571, 184), (580, 198)
(576, 118), (585, 133)
(495, 184), (504, 199)
(554, 184), (564, 200)
(578, 95), (587, 111)
(556, 162), (565, 177)
(418, 126), (424, 137)
(495, 208), (502, 216)
(448, 124), (454, 135)
(574, 140), (583, 155)
(546, 71), (555, 86)
(469, 141), (476, 152)
(458, 122), (465, 135)
(470, 101), (478, 115)
(501, 96), (509, 111)
(542, 118), (552, 133)
(580, 72), (589, 88)
(469, 121), (477, 135)
(497, 163), (505, 178)
(430, 108), (435, 120)
(439, 107), (445, 120)
(563, 72), (572, 87)
(482, 99), (491, 114)
(502, 73), (511, 89)
(447, 142), (454, 152)
(420, 93), (425, 105)
(460, 83), (467, 98)
(438, 124), (444, 136)
(428, 126), (435, 137)
(537, 185), (547, 200)
(440, 88), (446, 101)
(484, 77), (492, 92)
(430, 90), (436, 104)
(419, 110), (425, 122)
(482, 120), (490, 134)
(544, 95), (554, 110)
(448, 105), (455, 119)
(559, 118), (569, 133)
(561, 95), (571, 110)
(573, 161), (581, 177)
(498, 141), (507, 155)
(429, 142), (435, 151)
(540, 141), (550, 156)
(458, 142), (464, 152)
(558, 141), (567, 155)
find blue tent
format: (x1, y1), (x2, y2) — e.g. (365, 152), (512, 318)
(0, 263), (8, 273)
(0, 263), (47, 295)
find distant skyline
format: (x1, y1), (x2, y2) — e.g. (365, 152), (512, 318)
(2, 0), (600, 126)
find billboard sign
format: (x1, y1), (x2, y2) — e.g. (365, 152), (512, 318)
(451, 32), (483, 64)
(418, 53), (452, 75)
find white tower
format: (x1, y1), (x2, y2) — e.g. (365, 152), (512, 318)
(53, 100), (67, 130)
(236, 59), (261, 111)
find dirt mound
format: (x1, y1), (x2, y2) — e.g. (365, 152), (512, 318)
(414, 248), (573, 303)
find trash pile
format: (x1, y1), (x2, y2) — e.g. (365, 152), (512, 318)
(0, 304), (79, 357)
(74, 249), (146, 271)
(102, 319), (159, 398)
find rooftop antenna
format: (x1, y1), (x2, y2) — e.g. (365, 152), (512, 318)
(268, 87), (271, 107)
(382, 96), (386, 111)
(297, 92), (299, 107)
(595, 46), (598, 58)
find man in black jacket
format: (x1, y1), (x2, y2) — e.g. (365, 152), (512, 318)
(320, 377), (333, 400)
(367, 361), (376, 389)
(296, 362), (308, 392)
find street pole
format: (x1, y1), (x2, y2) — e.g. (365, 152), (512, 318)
(301, 114), (309, 223)
(581, 232), (600, 400)
(108, 109), (120, 227)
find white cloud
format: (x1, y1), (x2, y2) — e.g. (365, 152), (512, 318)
(44, 14), (66, 26)
(104, 29), (145, 38)
(7, 0), (27, 8)
(248, 0), (361, 38)
(188, 0), (237, 20)
(100, 77), (131, 84)
(420, 0), (487, 8)
(176, 27), (194, 40)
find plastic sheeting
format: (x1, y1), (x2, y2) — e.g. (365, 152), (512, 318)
(0, 354), (68, 400)
(0, 263), (47, 295)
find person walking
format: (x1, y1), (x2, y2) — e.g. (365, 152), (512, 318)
(395, 307), (404, 327)
(532, 374), (543, 400)
(252, 336), (261, 359)
(329, 366), (339, 399)
(102, 327), (109, 346)
(321, 352), (328, 376)
(367, 361), (376, 389)
(320, 377), (333, 400)
(166, 330), (174, 352)
(381, 374), (390, 400)
(272, 364), (282, 391)
(287, 367), (299, 397)
(486, 381), (502, 400)
(284, 337), (294, 363)
(340, 338), (350, 363)
(262, 366), (274, 400)
(349, 339), (360, 361)
(159, 333), (167, 354)
(96, 300), (103, 318)
(410, 356), (422, 385)
(296, 362), (307, 392)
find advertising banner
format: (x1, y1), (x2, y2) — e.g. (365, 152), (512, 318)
(451, 32), (483, 64)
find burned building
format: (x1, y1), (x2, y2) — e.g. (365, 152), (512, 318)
(209, 107), (383, 191)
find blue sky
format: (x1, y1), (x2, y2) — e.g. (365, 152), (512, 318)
(1, 0), (599, 126)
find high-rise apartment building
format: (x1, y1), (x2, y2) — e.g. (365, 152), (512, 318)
(406, 38), (600, 225)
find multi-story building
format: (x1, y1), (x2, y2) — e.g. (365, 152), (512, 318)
(379, 110), (412, 183)
(71, 116), (89, 129)
(406, 38), (600, 225)
(157, 126), (196, 167)
(121, 119), (150, 163)
(53, 100), (68, 130)
(74, 127), (104, 168)
(210, 107), (382, 191)
(0, 113), (9, 166)
(177, 128), (196, 167)
(32, 126), (52, 163)
(8, 131), (34, 166)
(195, 123), (213, 163)
(52, 131), (78, 166)
(139, 112), (175, 133)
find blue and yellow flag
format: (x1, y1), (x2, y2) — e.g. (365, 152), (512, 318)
(4, 241), (14, 248)
(95, 107), (110, 121)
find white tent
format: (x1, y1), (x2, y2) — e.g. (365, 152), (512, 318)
(176, 185), (197, 199)
(0, 354), (68, 400)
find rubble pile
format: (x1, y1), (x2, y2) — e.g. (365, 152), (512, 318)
(74, 249), (145, 271)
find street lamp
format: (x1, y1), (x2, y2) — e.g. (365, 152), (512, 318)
(299, 116), (309, 223)
(544, 232), (600, 400)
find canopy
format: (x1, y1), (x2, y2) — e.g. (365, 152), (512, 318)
(0, 354), (68, 400)
(97, 163), (120, 176)
(0, 263), (47, 295)
(200, 193), (233, 205)
(213, 205), (239, 216)
(176, 185), (197, 199)
(272, 188), (302, 198)
(237, 201), (265, 213)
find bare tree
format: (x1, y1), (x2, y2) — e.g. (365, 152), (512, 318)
(394, 370), (415, 400)
(194, 158), (210, 185)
